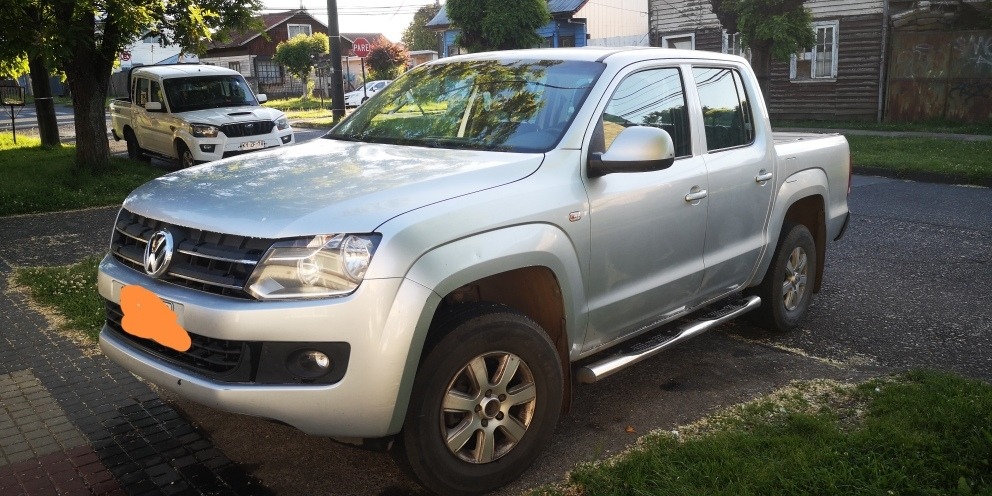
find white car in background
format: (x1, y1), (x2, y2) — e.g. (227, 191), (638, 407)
(343, 79), (391, 107)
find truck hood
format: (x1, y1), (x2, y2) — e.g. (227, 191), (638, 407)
(177, 105), (284, 125)
(122, 138), (544, 239)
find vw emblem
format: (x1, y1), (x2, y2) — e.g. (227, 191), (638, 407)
(144, 230), (174, 278)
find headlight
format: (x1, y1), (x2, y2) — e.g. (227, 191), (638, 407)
(191, 123), (220, 138)
(275, 117), (290, 130)
(246, 234), (380, 300)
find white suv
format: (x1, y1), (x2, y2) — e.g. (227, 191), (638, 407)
(110, 64), (294, 167)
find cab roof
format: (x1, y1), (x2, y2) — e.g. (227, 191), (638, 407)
(129, 64), (241, 79)
(428, 46), (747, 67)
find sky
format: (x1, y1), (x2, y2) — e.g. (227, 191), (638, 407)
(263, 0), (441, 43)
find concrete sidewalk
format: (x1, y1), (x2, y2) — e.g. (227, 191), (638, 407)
(0, 207), (269, 495)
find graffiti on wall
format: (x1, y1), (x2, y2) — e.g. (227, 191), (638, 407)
(954, 34), (992, 73)
(893, 42), (946, 79)
(949, 81), (992, 103)
(887, 30), (992, 122)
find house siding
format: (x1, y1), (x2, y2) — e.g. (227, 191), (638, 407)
(203, 12), (333, 98)
(649, 0), (885, 121)
(199, 55), (252, 76)
(767, 13), (885, 120)
(579, 0), (650, 46)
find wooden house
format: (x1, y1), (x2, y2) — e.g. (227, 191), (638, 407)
(648, 0), (992, 122)
(201, 10), (391, 97)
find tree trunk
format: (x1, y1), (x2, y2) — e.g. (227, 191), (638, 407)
(65, 58), (112, 173)
(27, 56), (61, 148)
(59, 6), (117, 174)
(750, 43), (773, 108)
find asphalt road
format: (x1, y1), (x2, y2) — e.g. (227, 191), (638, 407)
(157, 174), (991, 494)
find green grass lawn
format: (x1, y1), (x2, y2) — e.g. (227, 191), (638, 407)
(775, 118), (992, 136)
(264, 96), (337, 121)
(0, 135), (163, 216)
(14, 257), (104, 342)
(847, 135), (992, 185)
(542, 371), (992, 496)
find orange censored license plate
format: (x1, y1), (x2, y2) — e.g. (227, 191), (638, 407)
(119, 285), (192, 352)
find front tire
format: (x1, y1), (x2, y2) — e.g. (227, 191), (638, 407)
(396, 303), (563, 495)
(750, 222), (817, 332)
(176, 141), (196, 168)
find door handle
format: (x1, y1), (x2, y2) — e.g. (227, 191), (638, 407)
(684, 189), (708, 202)
(755, 171), (773, 183)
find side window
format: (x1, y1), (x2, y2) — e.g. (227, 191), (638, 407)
(599, 67), (691, 158)
(135, 78), (150, 106)
(150, 81), (165, 106)
(692, 67), (754, 152)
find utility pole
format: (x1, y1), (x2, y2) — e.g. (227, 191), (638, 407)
(326, 0), (346, 121)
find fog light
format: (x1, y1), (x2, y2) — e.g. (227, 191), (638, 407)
(200, 144), (216, 153)
(281, 134), (293, 144)
(288, 349), (333, 379)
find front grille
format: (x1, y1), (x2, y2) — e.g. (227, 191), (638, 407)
(220, 121), (275, 137)
(105, 301), (253, 381)
(109, 209), (272, 298)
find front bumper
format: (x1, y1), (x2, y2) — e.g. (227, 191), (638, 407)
(97, 255), (435, 438)
(189, 127), (295, 162)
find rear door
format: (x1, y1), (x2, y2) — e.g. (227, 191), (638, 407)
(132, 77), (159, 152)
(690, 66), (775, 301)
(581, 64), (709, 351)
(143, 80), (175, 155)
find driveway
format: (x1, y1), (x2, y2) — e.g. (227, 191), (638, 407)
(161, 175), (991, 494)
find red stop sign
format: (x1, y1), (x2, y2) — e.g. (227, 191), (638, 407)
(353, 37), (372, 58)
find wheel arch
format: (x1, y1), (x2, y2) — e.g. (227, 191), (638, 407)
(174, 137), (190, 156)
(751, 169), (829, 293)
(389, 224), (585, 430)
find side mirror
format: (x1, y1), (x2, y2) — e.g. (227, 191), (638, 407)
(144, 101), (163, 112)
(587, 126), (676, 178)
(256, 93), (268, 103)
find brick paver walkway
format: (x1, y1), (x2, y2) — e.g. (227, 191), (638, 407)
(0, 207), (270, 495)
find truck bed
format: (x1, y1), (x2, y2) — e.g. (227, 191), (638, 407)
(772, 131), (841, 145)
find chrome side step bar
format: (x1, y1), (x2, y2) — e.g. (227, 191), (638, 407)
(576, 295), (761, 384)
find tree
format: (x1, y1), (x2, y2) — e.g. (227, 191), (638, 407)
(0, 0), (262, 172)
(274, 33), (330, 99)
(0, 1), (61, 148)
(710, 0), (814, 100)
(366, 41), (408, 81)
(446, 0), (551, 53)
(401, 4), (442, 52)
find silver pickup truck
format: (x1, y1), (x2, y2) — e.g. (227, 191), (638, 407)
(98, 47), (850, 495)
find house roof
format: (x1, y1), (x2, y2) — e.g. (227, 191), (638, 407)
(209, 9), (328, 49)
(341, 33), (390, 45)
(426, 0), (589, 28)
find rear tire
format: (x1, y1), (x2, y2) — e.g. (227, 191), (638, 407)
(124, 129), (150, 163)
(395, 303), (563, 495)
(750, 222), (817, 332)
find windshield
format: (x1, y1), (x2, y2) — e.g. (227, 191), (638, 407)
(327, 59), (605, 153)
(163, 75), (258, 113)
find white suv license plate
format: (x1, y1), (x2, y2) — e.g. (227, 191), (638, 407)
(240, 140), (265, 150)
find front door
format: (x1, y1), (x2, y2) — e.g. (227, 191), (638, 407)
(582, 66), (708, 351)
